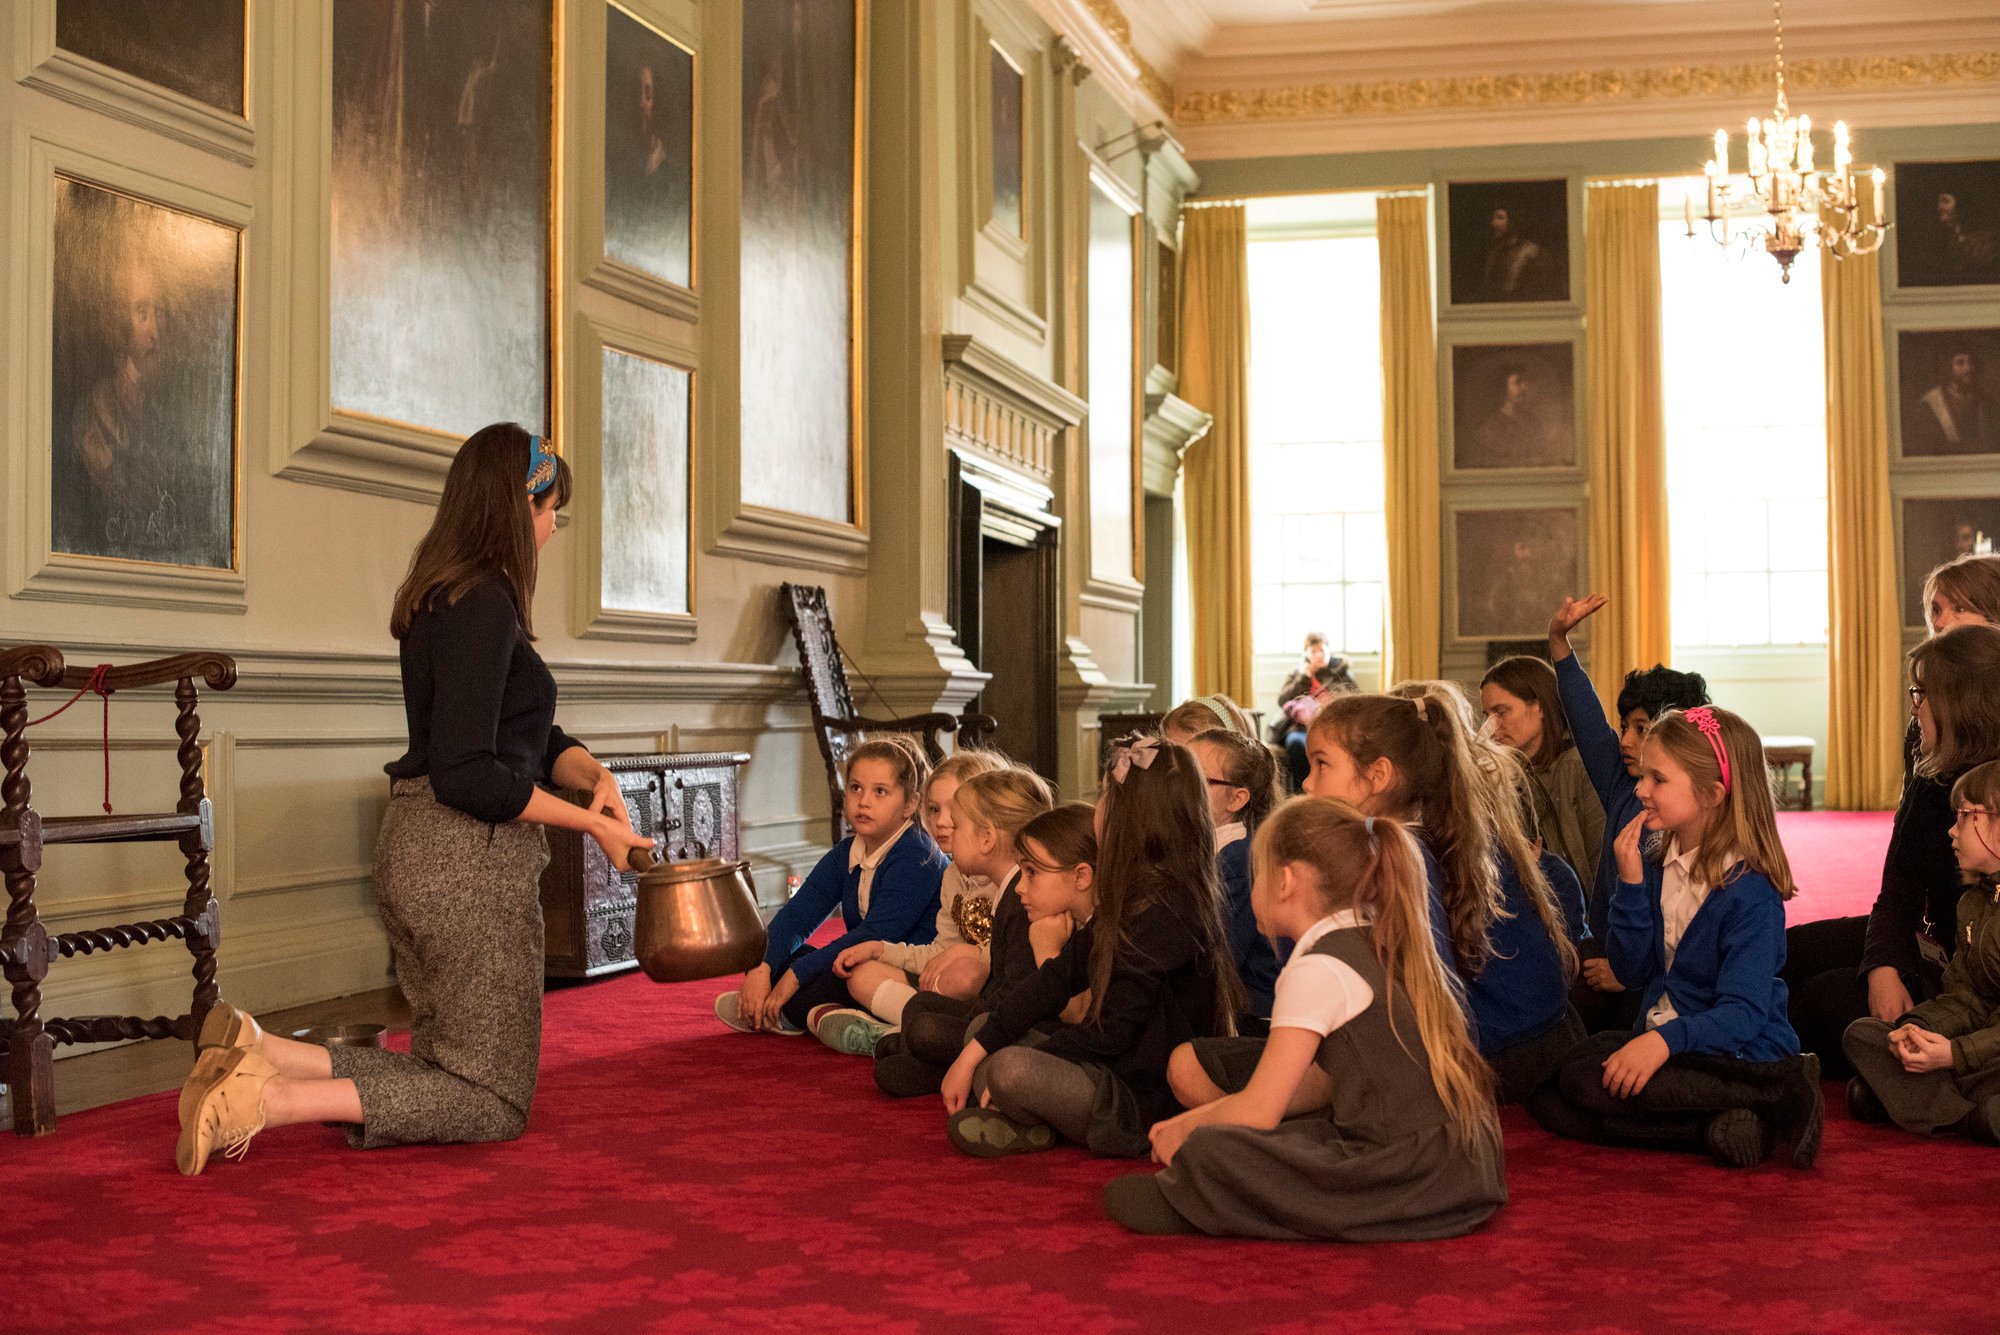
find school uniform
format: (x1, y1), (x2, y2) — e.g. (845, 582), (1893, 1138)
(1216, 822), (1290, 1035)
(761, 820), (947, 1029)
(1123, 911), (1507, 1241)
(872, 873), (1036, 1096)
(1845, 873), (2000, 1138)
(1555, 653), (1648, 1033)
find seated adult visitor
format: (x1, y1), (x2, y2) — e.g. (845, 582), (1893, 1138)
(1270, 631), (1358, 789)
(1786, 624), (2000, 1080)
(176, 425), (651, 1175)
(1480, 654), (1605, 891)
(1902, 554), (1999, 776)
(1546, 594), (1710, 1031)
(1844, 759), (2000, 1142)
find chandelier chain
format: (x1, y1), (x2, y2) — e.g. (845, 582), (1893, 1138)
(1772, 0), (1788, 114)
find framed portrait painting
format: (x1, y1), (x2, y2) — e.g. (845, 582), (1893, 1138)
(1447, 179), (1570, 306)
(738, 0), (859, 525)
(600, 348), (691, 618)
(603, 3), (693, 290)
(1894, 160), (2000, 290)
(1454, 506), (1580, 641)
(1451, 341), (1577, 471)
(1897, 328), (2000, 458)
(1902, 497), (2000, 626)
(50, 177), (240, 571)
(329, 0), (552, 440)
(55, 0), (246, 115)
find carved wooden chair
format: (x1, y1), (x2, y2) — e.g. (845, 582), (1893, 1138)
(0, 645), (237, 1136)
(779, 583), (973, 838)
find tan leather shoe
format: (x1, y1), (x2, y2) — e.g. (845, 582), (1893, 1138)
(181, 1004), (264, 1129)
(177, 1047), (276, 1176)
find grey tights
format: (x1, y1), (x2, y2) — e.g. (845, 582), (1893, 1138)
(972, 1045), (1098, 1144)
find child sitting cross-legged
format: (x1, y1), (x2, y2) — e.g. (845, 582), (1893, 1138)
(1527, 705), (1825, 1168)
(1104, 797), (1507, 1240)
(1188, 727), (1291, 1034)
(1844, 758), (2000, 1143)
(813, 761), (1050, 1054)
(870, 801), (1095, 1096)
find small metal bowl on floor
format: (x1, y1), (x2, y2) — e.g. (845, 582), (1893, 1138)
(291, 1023), (388, 1048)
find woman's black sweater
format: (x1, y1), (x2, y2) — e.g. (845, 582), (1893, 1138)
(1862, 767), (1973, 982)
(385, 580), (582, 824)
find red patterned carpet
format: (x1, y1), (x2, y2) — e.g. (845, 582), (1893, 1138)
(10, 807), (1998, 1334)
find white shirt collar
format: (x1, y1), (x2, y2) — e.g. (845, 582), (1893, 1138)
(1214, 821), (1247, 851)
(1665, 840), (1700, 876)
(850, 820), (911, 873)
(1291, 908), (1367, 956)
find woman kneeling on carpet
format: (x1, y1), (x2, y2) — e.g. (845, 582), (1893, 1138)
(1105, 798), (1506, 1239)
(938, 735), (1240, 1158)
(1844, 759), (2000, 1142)
(1527, 706), (1824, 1169)
(176, 425), (652, 1175)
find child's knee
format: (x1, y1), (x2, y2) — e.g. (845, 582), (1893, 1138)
(1167, 1043), (1214, 1108)
(978, 1044), (1039, 1102)
(933, 956), (987, 1000)
(1842, 1015), (1891, 1061)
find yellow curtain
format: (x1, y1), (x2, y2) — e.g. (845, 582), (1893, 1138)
(1177, 204), (1254, 704)
(1376, 194), (1439, 685)
(1822, 227), (1903, 810)
(1583, 183), (1672, 707)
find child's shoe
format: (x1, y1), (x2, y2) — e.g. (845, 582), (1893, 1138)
(1846, 1075), (1888, 1124)
(1775, 1052), (1825, 1168)
(177, 1048), (276, 1176)
(1702, 1108), (1771, 1168)
(1104, 1174), (1197, 1234)
(947, 1106), (1055, 1158)
(814, 1008), (895, 1057)
(1960, 1096), (2000, 1146)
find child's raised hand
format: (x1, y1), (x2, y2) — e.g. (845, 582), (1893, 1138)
(1613, 813), (1647, 885)
(1888, 1023), (1954, 1074)
(1599, 1030), (1670, 1098)
(1548, 594), (1607, 641)
(833, 941), (883, 977)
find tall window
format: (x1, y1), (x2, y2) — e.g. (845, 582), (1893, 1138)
(1246, 223), (1386, 661)
(1659, 211), (1828, 646)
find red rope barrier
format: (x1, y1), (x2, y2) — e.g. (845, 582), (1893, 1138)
(24, 663), (115, 812)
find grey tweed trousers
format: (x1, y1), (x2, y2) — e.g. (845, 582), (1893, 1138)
(329, 778), (550, 1148)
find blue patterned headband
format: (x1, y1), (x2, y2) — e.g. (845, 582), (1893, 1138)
(525, 434), (557, 497)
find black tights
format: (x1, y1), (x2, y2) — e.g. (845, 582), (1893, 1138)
(1529, 1032), (1800, 1153)
(1781, 916), (1870, 1081)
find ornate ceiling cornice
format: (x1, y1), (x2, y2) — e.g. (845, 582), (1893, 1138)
(1172, 49), (2000, 125)
(1078, 0), (1176, 112)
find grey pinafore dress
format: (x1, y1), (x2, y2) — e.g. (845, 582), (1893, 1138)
(1155, 924), (1507, 1241)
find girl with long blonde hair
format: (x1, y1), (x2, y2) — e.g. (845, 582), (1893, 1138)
(1528, 705), (1824, 1170)
(1104, 797), (1506, 1240)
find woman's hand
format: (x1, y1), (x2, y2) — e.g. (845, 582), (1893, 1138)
(590, 812), (653, 869)
(834, 941), (884, 978)
(1582, 957), (1624, 993)
(1867, 966), (1916, 1025)
(1148, 1109), (1198, 1167)
(1889, 1024), (1954, 1074)
(941, 1044), (984, 1115)
(918, 943), (981, 992)
(1547, 594), (1607, 661)
(1613, 813), (1647, 886)
(588, 768), (633, 835)
(1600, 1031), (1671, 1098)
(759, 970), (800, 1030)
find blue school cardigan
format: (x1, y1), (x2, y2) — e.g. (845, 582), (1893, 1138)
(1555, 652), (1645, 945)
(1218, 837), (1290, 1020)
(1605, 859), (1799, 1062)
(760, 823), (947, 986)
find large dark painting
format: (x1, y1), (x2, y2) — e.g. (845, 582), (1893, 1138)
(739, 0), (855, 523)
(1452, 341), (1576, 471)
(51, 177), (238, 569)
(990, 44), (1023, 237)
(1899, 328), (2000, 457)
(1456, 507), (1579, 640)
(1448, 179), (1570, 305)
(604, 3), (693, 289)
(601, 348), (690, 616)
(1895, 160), (2000, 289)
(330, 0), (550, 438)
(1903, 498), (2000, 626)
(56, 0), (246, 115)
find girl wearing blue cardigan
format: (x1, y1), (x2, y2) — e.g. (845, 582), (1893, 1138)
(716, 738), (947, 1034)
(1528, 705), (1825, 1169)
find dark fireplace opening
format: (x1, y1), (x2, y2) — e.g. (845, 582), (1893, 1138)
(951, 457), (1060, 781)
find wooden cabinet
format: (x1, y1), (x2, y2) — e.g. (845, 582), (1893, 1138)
(538, 751), (750, 978)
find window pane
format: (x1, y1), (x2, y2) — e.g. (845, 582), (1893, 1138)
(1344, 582), (1384, 654)
(1769, 570), (1828, 644)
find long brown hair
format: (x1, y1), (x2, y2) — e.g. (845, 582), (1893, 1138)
(1924, 554), (2000, 630)
(1911, 625), (2000, 779)
(1480, 655), (1572, 770)
(1254, 797), (1501, 1159)
(391, 423), (572, 640)
(1642, 707), (1796, 898)
(1092, 736), (1244, 1030)
(1190, 728), (1282, 834)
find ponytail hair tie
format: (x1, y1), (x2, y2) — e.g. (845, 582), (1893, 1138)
(1411, 696), (1429, 722)
(1363, 815), (1377, 839)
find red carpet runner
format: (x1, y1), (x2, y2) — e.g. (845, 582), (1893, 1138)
(8, 810), (1997, 1333)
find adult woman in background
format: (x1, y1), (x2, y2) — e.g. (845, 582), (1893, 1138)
(1272, 632), (1357, 790)
(175, 424), (651, 1174)
(1479, 654), (1604, 890)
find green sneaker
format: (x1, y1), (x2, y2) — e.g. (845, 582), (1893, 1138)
(948, 1107), (1056, 1158)
(814, 1008), (895, 1056)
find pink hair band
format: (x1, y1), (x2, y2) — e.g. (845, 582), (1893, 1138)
(1684, 706), (1731, 793)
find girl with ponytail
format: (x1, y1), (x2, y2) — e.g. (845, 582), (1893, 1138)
(1104, 797), (1506, 1240)
(1294, 682), (1584, 1102)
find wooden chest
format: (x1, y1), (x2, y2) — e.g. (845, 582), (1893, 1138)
(539, 751), (751, 978)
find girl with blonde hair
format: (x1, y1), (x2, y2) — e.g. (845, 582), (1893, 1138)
(1105, 797), (1506, 1240)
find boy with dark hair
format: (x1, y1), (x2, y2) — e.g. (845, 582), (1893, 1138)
(1548, 595), (1712, 1031)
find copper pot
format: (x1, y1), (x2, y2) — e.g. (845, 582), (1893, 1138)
(628, 846), (767, 983)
